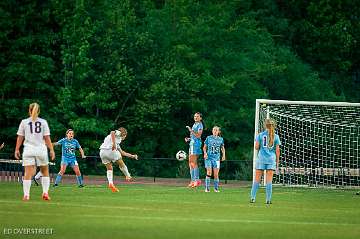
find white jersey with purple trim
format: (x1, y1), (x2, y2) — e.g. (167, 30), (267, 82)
(100, 130), (122, 150)
(17, 117), (50, 148)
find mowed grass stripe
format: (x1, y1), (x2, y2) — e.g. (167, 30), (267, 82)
(1, 183), (359, 239)
(0, 210), (358, 227)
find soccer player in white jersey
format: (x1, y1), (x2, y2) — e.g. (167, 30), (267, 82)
(14, 103), (55, 201)
(99, 127), (138, 192)
(203, 126), (225, 192)
(185, 112), (204, 188)
(250, 118), (281, 204)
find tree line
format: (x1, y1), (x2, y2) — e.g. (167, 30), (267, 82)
(1, 0), (359, 177)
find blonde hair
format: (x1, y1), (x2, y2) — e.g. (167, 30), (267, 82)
(265, 119), (276, 148)
(29, 103), (40, 121)
(118, 127), (127, 137)
(213, 126), (221, 136)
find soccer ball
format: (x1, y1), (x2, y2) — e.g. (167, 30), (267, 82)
(176, 150), (187, 161)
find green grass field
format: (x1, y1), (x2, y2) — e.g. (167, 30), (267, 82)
(0, 182), (359, 239)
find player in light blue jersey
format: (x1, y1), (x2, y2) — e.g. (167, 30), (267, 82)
(53, 129), (86, 187)
(203, 126), (225, 192)
(250, 119), (281, 204)
(185, 112), (204, 188)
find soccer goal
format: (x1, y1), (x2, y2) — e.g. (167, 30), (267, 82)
(253, 99), (360, 188)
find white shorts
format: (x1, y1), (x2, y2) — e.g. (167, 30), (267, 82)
(22, 146), (49, 167)
(100, 149), (122, 164)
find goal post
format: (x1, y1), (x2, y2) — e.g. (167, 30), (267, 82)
(253, 99), (360, 188)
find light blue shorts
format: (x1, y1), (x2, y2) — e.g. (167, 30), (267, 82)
(61, 160), (78, 167)
(255, 160), (276, 170)
(189, 141), (202, 155)
(205, 159), (220, 169)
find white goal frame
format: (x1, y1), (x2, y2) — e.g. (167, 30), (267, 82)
(253, 99), (360, 188)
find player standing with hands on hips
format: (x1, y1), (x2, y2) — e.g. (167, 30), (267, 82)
(15, 103), (55, 201)
(250, 118), (281, 204)
(185, 112), (204, 188)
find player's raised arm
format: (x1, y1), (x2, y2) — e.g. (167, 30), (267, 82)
(187, 126), (203, 139)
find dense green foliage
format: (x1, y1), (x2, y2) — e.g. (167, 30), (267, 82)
(0, 183), (359, 239)
(1, 0), (359, 176)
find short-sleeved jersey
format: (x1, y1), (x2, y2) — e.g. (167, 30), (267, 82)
(100, 130), (122, 150)
(204, 135), (224, 161)
(255, 130), (281, 164)
(57, 138), (81, 161)
(17, 117), (50, 148)
(190, 122), (203, 144)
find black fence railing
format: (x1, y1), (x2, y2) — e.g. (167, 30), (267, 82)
(0, 153), (253, 183)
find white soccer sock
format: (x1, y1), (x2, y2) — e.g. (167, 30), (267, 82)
(107, 170), (113, 185)
(41, 177), (50, 194)
(34, 171), (43, 180)
(119, 165), (130, 177)
(23, 180), (31, 197)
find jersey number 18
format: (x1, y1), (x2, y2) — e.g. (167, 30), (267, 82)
(28, 122), (42, 134)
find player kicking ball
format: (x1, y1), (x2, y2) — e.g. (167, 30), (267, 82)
(203, 126), (225, 192)
(99, 127), (138, 192)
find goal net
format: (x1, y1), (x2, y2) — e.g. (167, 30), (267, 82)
(253, 99), (360, 188)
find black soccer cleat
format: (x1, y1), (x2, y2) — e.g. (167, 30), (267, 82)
(250, 198), (255, 203)
(53, 183), (58, 187)
(32, 177), (39, 186)
(266, 201), (272, 205)
(78, 184), (84, 188)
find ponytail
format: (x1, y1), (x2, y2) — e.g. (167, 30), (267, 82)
(29, 103), (40, 121)
(265, 119), (275, 148)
